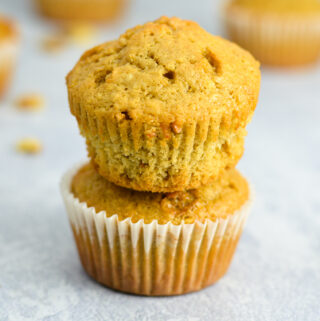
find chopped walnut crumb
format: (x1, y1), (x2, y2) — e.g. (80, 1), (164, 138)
(170, 121), (182, 134)
(160, 123), (171, 140)
(15, 93), (45, 111)
(16, 138), (42, 154)
(160, 197), (175, 212)
(145, 129), (157, 138)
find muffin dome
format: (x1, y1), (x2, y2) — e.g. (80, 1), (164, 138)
(72, 162), (250, 225)
(67, 16), (260, 192)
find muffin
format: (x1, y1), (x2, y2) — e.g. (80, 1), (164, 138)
(224, 0), (320, 66)
(0, 16), (18, 98)
(67, 16), (260, 192)
(61, 161), (253, 296)
(34, 0), (127, 23)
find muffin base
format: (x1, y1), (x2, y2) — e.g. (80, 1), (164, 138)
(61, 163), (253, 296)
(81, 116), (246, 192)
(225, 5), (320, 66)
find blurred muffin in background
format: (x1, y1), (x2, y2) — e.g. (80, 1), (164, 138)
(34, 0), (128, 23)
(224, 0), (320, 66)
(66, 17), (260, 193)
(0, 16), (18, 98)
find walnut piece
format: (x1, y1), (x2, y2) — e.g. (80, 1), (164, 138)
(15, 93), (45, 111)
(16, 138), (42, 154)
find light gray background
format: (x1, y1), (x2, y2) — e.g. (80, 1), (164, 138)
(0, 0), (319, 320)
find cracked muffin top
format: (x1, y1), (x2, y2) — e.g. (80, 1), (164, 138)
(67, 16), (260, 128)
(71, 162), (250, 225)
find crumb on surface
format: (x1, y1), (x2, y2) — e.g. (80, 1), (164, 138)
(16, 138), (42, 154)
(15, 93), (45, 111)
(41, 34), (67, 53)
(64, 23), (96, 45)
(41, 23), (96, 53)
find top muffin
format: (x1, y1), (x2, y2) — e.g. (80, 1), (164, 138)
(67, 16), (260, 192)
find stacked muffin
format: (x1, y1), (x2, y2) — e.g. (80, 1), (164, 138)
(61, 17), (261, 296)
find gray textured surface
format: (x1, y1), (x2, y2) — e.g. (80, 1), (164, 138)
(0, 0), (320, 320)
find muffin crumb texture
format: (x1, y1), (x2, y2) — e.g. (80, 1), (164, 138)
(71, 162), (249, 225)
(67, 16), (260, 192)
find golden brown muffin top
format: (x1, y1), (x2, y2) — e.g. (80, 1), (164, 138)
(230, 0), (320, 13)
(71, 162), (250, 225)
(67, 16), (260, 126)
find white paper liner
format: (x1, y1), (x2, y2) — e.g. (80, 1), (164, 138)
(224, 5), (320, 66)
(60, 162), (253, 295)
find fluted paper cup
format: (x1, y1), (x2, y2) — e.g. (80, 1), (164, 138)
(60, 163), (253, 296)
(224, 4), (320, 66)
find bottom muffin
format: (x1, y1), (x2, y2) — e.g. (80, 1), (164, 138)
(61, 162), (252, 296)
